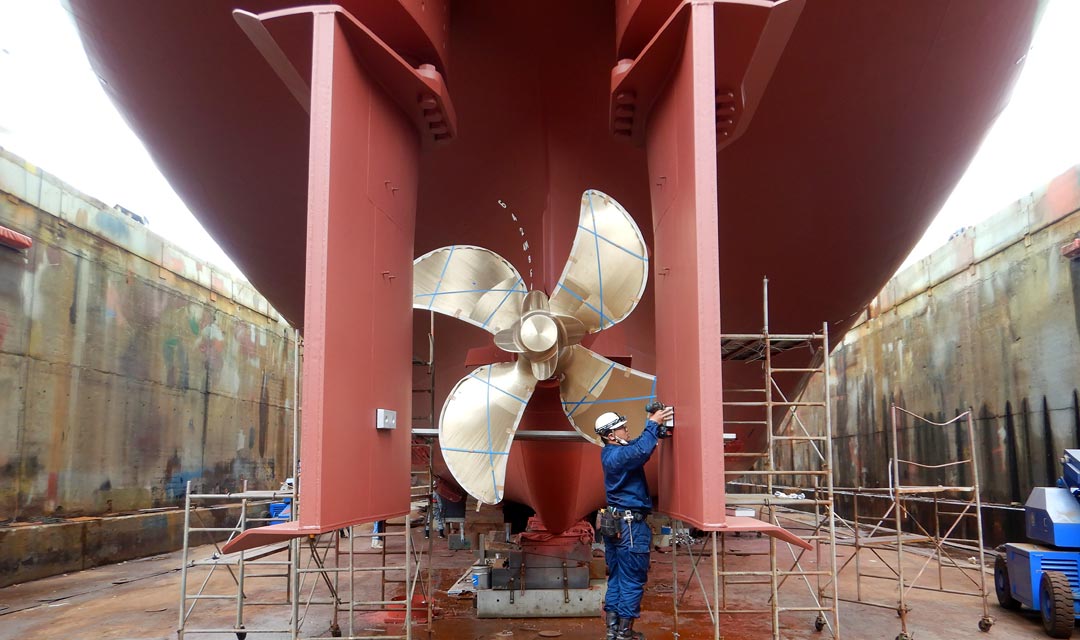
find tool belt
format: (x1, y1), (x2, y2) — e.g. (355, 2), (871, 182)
(610, 507), (649, 522)
(598, 507), (649, 539)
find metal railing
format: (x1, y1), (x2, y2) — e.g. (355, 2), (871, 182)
(177, 482), (296, 638)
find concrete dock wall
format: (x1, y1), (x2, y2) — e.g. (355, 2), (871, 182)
(807, 165), (1080, 543)
(0, 503), (259, 588)
(0, 148), (298, 522)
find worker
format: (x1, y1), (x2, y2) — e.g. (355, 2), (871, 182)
(424, 478), (446, 539)
(595, 404), (674, 640)
(371, 519), (386, 549)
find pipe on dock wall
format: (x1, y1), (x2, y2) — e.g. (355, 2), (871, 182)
(0, 224), (32, 250)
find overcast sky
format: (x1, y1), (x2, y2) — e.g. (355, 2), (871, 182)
(1, 1), (1079, 279)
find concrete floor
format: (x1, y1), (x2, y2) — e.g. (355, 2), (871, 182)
(0, 522), (1061, 640)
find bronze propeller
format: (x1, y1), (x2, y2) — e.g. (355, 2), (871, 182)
(412, 190), (656, 504)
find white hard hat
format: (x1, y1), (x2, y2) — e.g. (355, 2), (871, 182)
(594, 412), (627, 437)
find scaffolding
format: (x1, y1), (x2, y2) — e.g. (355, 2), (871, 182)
(671, 278), (840, 640)
(178, 325), (433, 640)
(177, 461), (427, 640)
(312, 519), (421, 640)
(832, 406), (993, 639)
(410, 310), (437, 633)
(178, 481), (296, 639)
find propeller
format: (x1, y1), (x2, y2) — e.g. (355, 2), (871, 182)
(413, 190), (656, 504)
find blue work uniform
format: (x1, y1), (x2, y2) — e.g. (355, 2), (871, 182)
(601, 420), (660, 619)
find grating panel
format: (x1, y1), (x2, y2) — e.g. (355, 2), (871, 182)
(1041, 557), (1080, 593)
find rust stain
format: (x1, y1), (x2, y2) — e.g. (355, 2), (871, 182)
(258, 373), (269, 457)
(68, 255), (82, 325)
(45, 327), (75, 514)
(46, 471), (58, 505)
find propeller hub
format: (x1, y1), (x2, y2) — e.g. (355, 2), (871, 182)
(520, 314), (558, 352)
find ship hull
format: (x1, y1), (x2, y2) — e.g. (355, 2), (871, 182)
(68, 0), (1043, 535)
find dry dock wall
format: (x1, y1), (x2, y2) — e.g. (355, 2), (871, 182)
(0, 149), (297, 582)
(804, 166), (1080, 544)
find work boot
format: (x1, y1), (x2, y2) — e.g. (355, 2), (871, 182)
(615, 618), (644, 640)
(603, 611), (619, 640)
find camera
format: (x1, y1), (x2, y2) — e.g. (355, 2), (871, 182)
(645, 400), (675, 439)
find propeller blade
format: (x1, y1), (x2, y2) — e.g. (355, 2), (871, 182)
(414, 246), (526, 334)
(549, 190), (649, 333)
(493, 322), (526, 353)
(527, 349), (559, 382)
(439, 360), (537, 504)
(521, 289), (550, 314)
(553, 314), (587, 347)
(559, 345), (657, 445)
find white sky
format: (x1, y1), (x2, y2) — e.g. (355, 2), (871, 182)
(1, 1), (1079, 279)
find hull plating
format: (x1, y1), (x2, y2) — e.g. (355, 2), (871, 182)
(67, 0), (1043, 535)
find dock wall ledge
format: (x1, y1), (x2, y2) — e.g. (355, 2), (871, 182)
(0, 147), (281, 321)
(862, 165), (1080, 323)
(0, 502), (260, 589)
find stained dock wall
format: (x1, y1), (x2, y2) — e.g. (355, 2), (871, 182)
(0, 148), (297, 524)
(809, 165), (1080, 544)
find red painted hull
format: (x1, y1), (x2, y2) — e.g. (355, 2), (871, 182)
(68, 1), (1043, 539)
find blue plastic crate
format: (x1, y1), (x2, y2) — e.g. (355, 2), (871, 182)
(269, 501), (291, 525)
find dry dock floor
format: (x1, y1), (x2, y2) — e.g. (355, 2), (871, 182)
(0, 526), (1059, 640)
